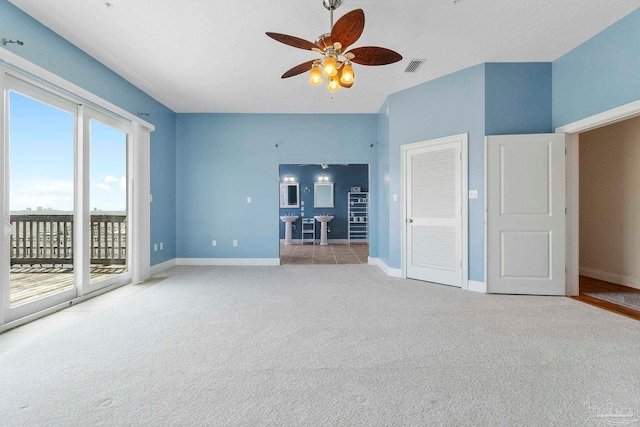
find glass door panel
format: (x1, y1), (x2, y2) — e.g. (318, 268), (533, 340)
(89, 119), (129, 285)
(7, 90), (77, 309)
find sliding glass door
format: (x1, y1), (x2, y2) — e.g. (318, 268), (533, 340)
(2, 74), (132, 322)
(85, 109), (131, 294)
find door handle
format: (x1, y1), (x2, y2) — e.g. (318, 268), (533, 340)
(407, 218), (413, 223)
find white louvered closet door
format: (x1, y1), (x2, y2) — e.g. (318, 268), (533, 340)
(406, 141), (462, 287)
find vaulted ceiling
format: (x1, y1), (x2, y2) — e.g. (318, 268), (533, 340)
(9, 0), (640, 113)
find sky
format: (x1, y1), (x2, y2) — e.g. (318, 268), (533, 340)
(9, 91), (127, 213)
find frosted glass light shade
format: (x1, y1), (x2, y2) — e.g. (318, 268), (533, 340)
(309, 64), (322, 85)
(322, 56), (338, 77)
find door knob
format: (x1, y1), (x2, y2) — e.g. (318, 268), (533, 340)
(407, 218), (413, 223)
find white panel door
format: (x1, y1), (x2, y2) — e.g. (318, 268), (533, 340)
(406, 139), (462, 287)
(486, 133), (566, 295)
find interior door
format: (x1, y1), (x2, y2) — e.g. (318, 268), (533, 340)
(486, 133), (566, 295)
(405, 138), (463, 287)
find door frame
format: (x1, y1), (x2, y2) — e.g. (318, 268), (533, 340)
(0, 59), (152, 327)
(557, 99), (640, 296)
(401, 133), (469, 289)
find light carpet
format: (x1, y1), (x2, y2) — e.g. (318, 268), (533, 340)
(1, 265), (640, 426)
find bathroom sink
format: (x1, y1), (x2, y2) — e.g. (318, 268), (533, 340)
(280, 216), (298, 245)
(314, 216), (334, 245)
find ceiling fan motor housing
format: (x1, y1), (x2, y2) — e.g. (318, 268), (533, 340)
(323, 0), (341, 11)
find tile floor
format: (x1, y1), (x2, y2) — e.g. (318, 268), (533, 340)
(280, 243), (369, 265)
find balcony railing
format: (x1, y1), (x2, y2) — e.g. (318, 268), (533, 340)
(10, 214), (127, 266)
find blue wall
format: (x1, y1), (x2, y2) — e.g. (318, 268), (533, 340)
(377, 62), (552, 281)
(381, 64), (486, 278)
(373, 99), (390, 264)
(175, 114), (376, 259)
(278, 164), (369, 240)
(0, 0), (177, 266)
(553, 8), (640, 128)
(485, 63), (552, 135)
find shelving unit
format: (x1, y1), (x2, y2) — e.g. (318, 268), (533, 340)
(301, 218), (315, 244)
(348, 192), (368, 244)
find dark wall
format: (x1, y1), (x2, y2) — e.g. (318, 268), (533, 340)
(279, 164), (369, 240)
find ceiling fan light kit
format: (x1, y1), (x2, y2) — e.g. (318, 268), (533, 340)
(266, 0), (402, 92)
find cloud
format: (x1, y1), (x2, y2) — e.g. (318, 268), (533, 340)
(120, 177), (127, 190)
(104, 175), (119, 183)
(95, 183), (111, 191)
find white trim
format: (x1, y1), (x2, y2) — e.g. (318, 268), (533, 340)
(556, 99), (640, 134)
(557, 98), (640, 297)
(368, 257), (402, 278)
(0, 49), (154, 131)
(400, 133), (469, 289)
(579, 267), (640, 291)
(468, 280), (487, 293)
(566, 133), (580, 296)
(131, 123), (151, 284)
(150, 259), (177, 276)
(177, 258), (281, 266)
(0, 68), (8, 326)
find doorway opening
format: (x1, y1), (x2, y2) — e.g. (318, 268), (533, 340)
(278, 164), (370, 265)
(568, 116), (640, 320)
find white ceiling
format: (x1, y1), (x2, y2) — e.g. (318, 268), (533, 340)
(9, 0), (640, 114)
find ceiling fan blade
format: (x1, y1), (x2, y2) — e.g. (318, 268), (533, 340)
(281, 60), (316, 79)
(266, 32), (317, 51)
(347, 46), (403, 66)
(331, 9), (365, 51)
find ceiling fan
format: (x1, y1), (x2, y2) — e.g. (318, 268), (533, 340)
(266, 0), (402, 91)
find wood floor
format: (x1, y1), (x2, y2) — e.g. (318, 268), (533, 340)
(10, 265), (126, 307)
(572, 275), (640, 321)
(280, 243), (369, 265)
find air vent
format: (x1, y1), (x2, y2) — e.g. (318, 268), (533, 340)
(404, 59), (425, 73)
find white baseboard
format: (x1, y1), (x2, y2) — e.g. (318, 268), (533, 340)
(368, 257), (402, 278)
(579, 267), (640, 290)
(177, 258), (281, 266)
(467, 280), (487, 293)
(150, 259), (177, 275)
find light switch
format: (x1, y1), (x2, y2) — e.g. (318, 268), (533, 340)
(393, 194), (398, 202)
(212, 240), (217, 247)
(150, 194), (153, 202)
(469, 190), (478, 199)
(247, 196), (252, 203)
(153, 244), (158, 252)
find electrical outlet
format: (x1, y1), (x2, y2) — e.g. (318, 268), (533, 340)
(150, 194), (153, 202)
(160, 242), (163, 250)
(153, 244), (158, 252)
(233, 240), (238, 247)
(393, 194), (398, 202)
(469, 190), (478, 199)
(212, 240), (217, 247)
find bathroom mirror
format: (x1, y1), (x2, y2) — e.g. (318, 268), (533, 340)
(314, 182), (334, 208)
(280, 183), (299, 208)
